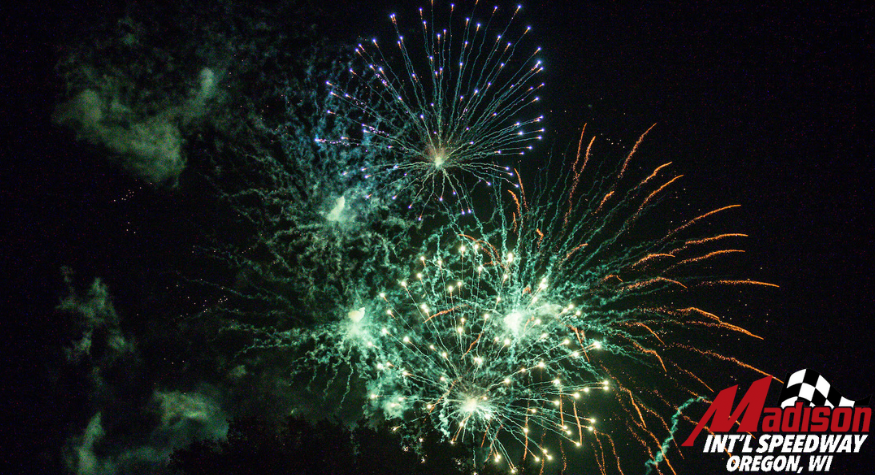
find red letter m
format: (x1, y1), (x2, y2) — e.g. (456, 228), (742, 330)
(682, 375), (771, 446)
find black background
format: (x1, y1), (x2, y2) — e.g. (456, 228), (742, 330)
(3, 1), (873, 473)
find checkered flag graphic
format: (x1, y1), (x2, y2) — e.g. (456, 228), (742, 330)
(778, 369), (870, 408)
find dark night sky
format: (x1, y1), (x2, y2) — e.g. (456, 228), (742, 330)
(533, 1), (875, 373)
(3, 1), (874, 473)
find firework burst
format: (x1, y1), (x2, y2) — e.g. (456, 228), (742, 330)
(321, 1), (545, 213)
(250, 125), (776, 473)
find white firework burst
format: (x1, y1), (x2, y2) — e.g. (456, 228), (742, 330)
(322, 1), (545, 212)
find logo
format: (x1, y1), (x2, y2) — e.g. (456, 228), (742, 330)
(683, 369), (870, 472)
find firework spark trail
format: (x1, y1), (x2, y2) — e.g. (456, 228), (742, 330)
(51, 2), (779, 473)
(321, 1), (545, 213)
(195, 11), (775, 470)
(240, 123), (778, 473)
(189, 55), (432, 328)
